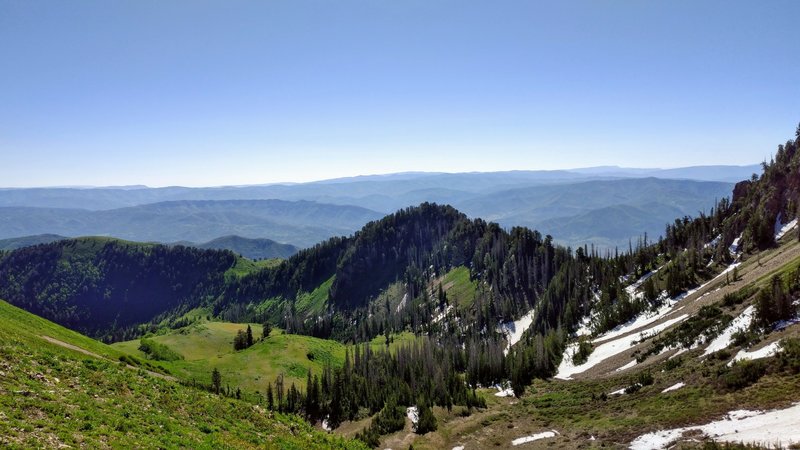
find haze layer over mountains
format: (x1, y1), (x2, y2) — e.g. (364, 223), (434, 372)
(0, 165), (757, 251)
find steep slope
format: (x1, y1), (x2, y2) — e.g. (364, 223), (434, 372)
(0, 299), (366, 449)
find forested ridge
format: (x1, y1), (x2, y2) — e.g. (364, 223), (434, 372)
(0, 238), (236, 340)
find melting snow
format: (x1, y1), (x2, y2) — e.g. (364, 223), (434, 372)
(729, 234), (742, 255)
(775, 217), (797, 241)
(511, 430), (559, 446)
(615, 360), (637, 372)
(609, 387), (628, 396)
(321, 418), (332, 431)
(630, 403), (800, 449)
(498, 308), (536, 355)
(728, 340), (782, 366)
(452, 447), (465, 450)
(495, 385), (515, 397)
(406, 406), (419, 426)
(703, 306), (755, 357)
(432, 304), (453, 324)
(625, 268), (661, 298)
(395, 293), (408, 314)
(555, 314), (688, 380)
(661, 382), (685, 393)
(559, 261), (740, 379)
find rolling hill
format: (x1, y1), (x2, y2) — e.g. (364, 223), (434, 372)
(192, 235), (299, 259)
(0, 199), (383, 248)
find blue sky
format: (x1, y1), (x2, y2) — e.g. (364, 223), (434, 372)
(1, 1), (799, 187)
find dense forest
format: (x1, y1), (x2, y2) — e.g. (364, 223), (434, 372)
(0, 238), (236, 340)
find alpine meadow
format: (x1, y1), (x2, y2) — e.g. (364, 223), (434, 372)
(2, 2), (800, 449)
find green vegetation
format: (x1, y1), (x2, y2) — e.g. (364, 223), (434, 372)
(114, 324), (347, 389)
(0, 300), (365, 449)
(355, 397), (406, 447)
(295, 275), (334, 318)
(439, 266), (478, 308)
(138, 338), (183, 361)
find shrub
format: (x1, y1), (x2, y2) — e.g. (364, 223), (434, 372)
(572, 338), (593, 365)
(139, 338), (183, 361)
(718, 360), (767, 390)
(778, 337), (800, 373)
(664, 357), (683, 371)
(637, 370), (654, 386)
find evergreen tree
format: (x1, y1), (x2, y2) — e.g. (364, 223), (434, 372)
(211, 368), (221, 395)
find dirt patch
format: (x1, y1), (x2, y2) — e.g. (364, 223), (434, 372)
(40, 336), (176, 382)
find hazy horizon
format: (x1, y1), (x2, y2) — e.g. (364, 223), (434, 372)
(0, 163), (763, 189)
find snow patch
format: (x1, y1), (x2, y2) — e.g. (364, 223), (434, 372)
(396, 293), (408, 314)
(512, 430), (559, 446)
(495, 385), (515, 397)
(452, 447), (465, 450)
(625, 268), (661, 298)
(498, 308), (536, 355)
(575, 314), (593, 337)
(615, 360), (637, 372)
(661, 382), (685, 393)
(406, 406), (419, 426)
(775, 217), (797, 240)
(728, 340), (782, 366)
(729, 233), (742, 255)
(432, 304), (453, 324)
(630, 403), (800, 449)
(703, 305), (755, 357)
(555, 314), (688, 380)
(609, 387), (628, 396)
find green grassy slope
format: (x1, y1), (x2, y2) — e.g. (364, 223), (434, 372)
(0, 300), (365, 450)
(113, 322), (348, 391)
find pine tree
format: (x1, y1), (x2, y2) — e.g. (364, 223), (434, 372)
(266, 382), (274, 410)
(262, 322), (272, 339)
(211, 368), (221, 395)
(246, 325), (254, 348)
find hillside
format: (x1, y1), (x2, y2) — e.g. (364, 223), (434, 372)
(193, 235), (299, 259)
(0, 237), (241, 340)
(0, 234), (66, 250)
(0, 299), (366, 449)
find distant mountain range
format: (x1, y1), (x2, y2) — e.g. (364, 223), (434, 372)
(0, 165), (757, 250)
(0, 200), (382, 249)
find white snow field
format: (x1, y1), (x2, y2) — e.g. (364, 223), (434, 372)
(498, 308), (536, 355)
(629, 403), (800, 449)
(511, 430), (559, 446)
(702, 305), (755, 357)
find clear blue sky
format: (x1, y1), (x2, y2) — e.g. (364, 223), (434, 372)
(1, 1), (798, 187)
